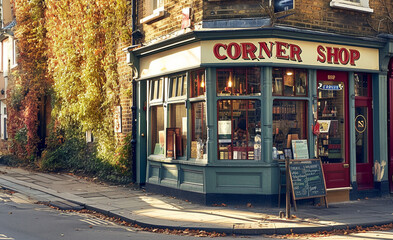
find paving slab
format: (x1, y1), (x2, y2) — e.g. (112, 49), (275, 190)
(0, 164), (393, 235)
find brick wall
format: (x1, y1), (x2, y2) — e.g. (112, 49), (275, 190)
(137, 0), (203, 43)
(116, 2), (133, 144)
(136, 0), (391, 44)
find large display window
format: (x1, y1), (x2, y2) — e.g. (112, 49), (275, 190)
(272, 100), (307, 158)
(150, 105), (165, 155)
(217, 67), (261, 96)
(218, 99), (262, 160)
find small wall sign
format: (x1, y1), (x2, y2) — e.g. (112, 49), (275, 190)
(317, 83), (343, 91)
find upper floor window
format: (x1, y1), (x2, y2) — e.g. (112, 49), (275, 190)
(217, 67), (261, 96)
(330, 0), (373, 13)
(273, 68), (307, 97)
(150, 78), (164, 102)
(140, 0), (165, 24)
(169, 73), (187, 99)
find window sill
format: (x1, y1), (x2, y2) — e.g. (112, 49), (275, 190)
(330, 1), (373, 13)
(140, 8), (165, 24)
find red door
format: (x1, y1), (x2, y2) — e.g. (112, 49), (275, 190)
(355, 99), (373, 189)
(388, 58), (393, 192)
(317, 71), (350, 189)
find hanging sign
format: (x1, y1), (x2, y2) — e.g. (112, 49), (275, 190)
(317, 83), (343, 91)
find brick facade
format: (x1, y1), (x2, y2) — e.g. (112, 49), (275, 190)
(134, 0), (391, 43)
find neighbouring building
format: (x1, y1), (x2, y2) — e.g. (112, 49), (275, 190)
(124, 0), (393, 205)
(0, 0), (16, 154)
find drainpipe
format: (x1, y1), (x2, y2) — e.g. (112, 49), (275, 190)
(130, 0), (137, 183)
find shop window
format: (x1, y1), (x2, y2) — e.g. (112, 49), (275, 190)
(218, 100), (261, 160)
(150, 105), (164, 155)
(273, 68), (307, 96)
(330, 0), (373, 13)
(191, 69), (205, 98)
(150, 78), (163, 101)
(273, 101), (307, 159)
(354, 73), (371, 97)
(191, 101), (207, 159)
(217, 67), (261, 96)
(169, 74), (187, 98)
(168, 103), (187, 158)
(317, 81), (346, 163)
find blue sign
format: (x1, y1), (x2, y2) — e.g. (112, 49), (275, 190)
(274, 0), (294, 13)
(318, 83), (343, 91)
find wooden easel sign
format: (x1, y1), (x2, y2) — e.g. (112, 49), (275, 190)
(288, 159), (328, 208)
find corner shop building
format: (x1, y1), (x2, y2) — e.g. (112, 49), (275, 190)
(126, 28), (393, 205)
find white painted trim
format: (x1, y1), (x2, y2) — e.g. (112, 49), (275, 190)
(140, 7), (165, 24)
(330, 1), (373, 13)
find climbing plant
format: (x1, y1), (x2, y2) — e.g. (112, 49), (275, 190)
(8, 0), (132, 177)
(45, 0), (131, 166)
(7, 0), (48, 159)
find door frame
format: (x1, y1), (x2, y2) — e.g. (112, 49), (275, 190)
(355, 97), (374, 190)
(388, 58), (393, 192)
(317, 70), (350, 189)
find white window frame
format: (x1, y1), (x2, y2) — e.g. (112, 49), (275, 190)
(330, 0), (373, 13)
(12, 39), (18, 68)
(140, 0), (165, 24)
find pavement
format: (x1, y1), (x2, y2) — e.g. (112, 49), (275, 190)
(0, 164), (392, 236)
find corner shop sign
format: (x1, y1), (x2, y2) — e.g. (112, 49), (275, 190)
(201, 38), (379, 71)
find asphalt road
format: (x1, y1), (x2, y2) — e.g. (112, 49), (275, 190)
(0, 190), (392, 240)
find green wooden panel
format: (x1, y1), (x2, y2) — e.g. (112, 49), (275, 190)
(216, 172), (262, 188)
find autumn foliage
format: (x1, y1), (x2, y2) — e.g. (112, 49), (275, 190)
(7, 0), (131, 177)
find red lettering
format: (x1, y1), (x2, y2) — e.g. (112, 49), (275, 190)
(339, 48), (349, 65)
(227, 42), (241, 60)
(241, 43), (257, 60)
(317, 45), (326, 63)
(349, 49), (360, 66)
(258, 42), (274, 59)
(327, 47), (340, 64)
(276, 41), (289, 60)
(289, 44), (302, 62)
(213, 43), (227, 60)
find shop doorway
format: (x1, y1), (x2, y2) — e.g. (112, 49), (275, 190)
(355, 99), (373, 189)
(317, 71), (350, 189)
(388, 58), (393, 193)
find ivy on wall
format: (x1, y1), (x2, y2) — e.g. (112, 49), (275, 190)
(8, 0), (132, 176)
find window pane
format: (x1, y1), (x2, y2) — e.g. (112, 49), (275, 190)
(191, 70), (205, 97)
(169, 103), (187, 157)
(150, 105), (164, 155)
(218, 100), (261, 160)
(273, 68), (308, 96)
(354, 73), (370, 97)
(191, 102), (207, 159)
(217, 67), (261, 96)
(317, 81), (346, 163)
(158, 79), (163, 99)
(273, 101), (307, 158)
(177, 76), (182, 97)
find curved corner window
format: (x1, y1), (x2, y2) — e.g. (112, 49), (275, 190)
(191, 69), (206, 98)
(191, 101), (207, 159)
(169, 73), (187, 99)
(217, 100), (261, 160)
(273, 68), (308, 97)
(273, 100), (307, 159)
(217, 67), (261, 96)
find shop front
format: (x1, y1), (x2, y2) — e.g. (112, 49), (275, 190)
(127, 29), (388, 205)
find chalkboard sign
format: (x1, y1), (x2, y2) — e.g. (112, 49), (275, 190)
(289, 159), (327, 201)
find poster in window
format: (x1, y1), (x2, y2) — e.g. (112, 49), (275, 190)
(317, 120), (331, 133)
(292, 139), (309, 159)
(218, 120), (231, 139)
(274, 0), (294, 13)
